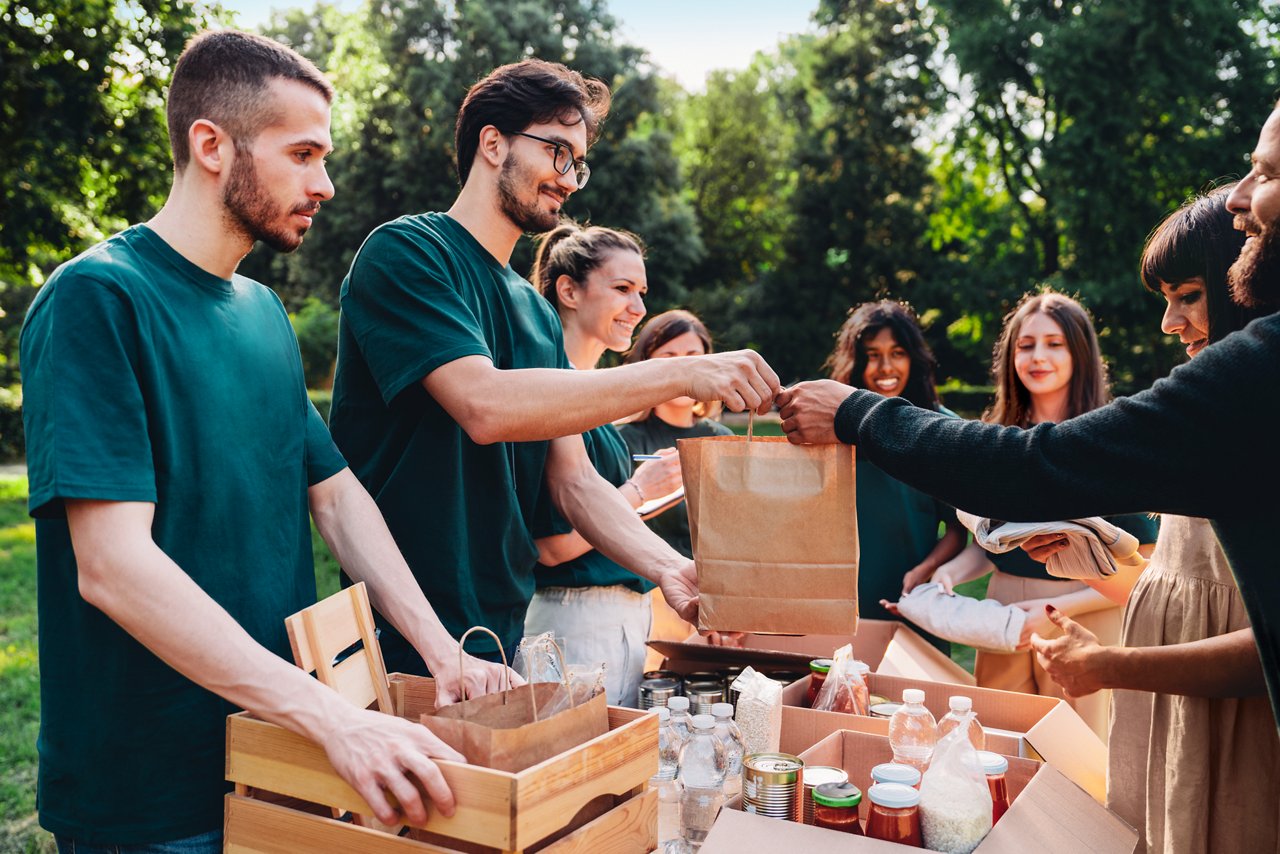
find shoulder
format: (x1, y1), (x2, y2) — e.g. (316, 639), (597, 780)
(24, 232), (148, 324)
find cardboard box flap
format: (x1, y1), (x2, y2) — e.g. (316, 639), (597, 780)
(877, 625), (975, 685)
(1022, 701), (1109, 803)
(646, 639), (815, 669)
(980, 763), (1137, 853)
(703, 808), (903, 853)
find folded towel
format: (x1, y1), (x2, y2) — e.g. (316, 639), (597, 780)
(955, 510), (1145, 581)
(895, 583), (1026, 653)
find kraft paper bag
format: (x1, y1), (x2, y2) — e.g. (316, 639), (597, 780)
(420, 682), (609, 773)
(678, 434), (858, 635)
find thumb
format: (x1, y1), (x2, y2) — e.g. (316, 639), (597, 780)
(1044, 603), (1071, 629)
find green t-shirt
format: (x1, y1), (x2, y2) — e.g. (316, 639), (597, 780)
(989, 512), (1160, 579)
(616, 415), (734, 558)
(20, 225), (346, 844)
(534, 423), (653, 593)
(329, 212), (570, 658)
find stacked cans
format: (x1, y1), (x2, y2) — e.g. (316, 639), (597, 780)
(639, 668), (747, 711)
(800, 766), (850, 825)
(685, 678), (726, 715)
(638, 677), (681, 709)
(742, 753), (804, 821)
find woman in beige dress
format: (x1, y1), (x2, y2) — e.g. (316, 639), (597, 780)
(1029, 186), (1279, 853)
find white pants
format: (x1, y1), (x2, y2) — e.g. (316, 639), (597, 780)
(524, 585), (653, 707)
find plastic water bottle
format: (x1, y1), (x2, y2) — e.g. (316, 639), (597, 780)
(667, 695), (693, 745)
(678, 714), (727, 850)
(937, 695), (986, 751)
(649, 707), (682, 846)
(710, 702), (744, 798)
(888, 688), (938, 773)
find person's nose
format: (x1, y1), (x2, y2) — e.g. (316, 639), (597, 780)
(555, 167), (580, 194)
(1161, 301), (1183, 336)
(629, 291), (646, 318)
(1226, 176), (1252, 215)
(311, 163), (335, 202)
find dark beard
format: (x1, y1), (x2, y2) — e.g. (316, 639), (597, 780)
(1228, 215), (1280, 309)
(223, 150), (310, 253)
(497, 152), (560, 233)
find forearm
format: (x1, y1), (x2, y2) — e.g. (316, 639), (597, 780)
(938, 543), (997, 586)
(1096, 629), (1266, 697)
(916, 526), (966, 572)
(1050, 587), (1114, 618)
(310, 469), (457, 672)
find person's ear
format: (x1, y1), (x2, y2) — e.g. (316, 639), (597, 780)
(476, 125), (507, 171)
(188, 119), (233, 176)
(555, 274), (580, 309)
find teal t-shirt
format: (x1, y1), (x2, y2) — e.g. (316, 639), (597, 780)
(616, 415), (734, 558)
(329, 212), (571, 658)
(20, 225), (346, 844)
(534, 423), (653, 593)
(989, 512), (1160, 578)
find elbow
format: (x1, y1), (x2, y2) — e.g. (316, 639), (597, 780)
(456, 401), (504, 446)
(76, 556), (115, 612)
(535, 539), (568, 567)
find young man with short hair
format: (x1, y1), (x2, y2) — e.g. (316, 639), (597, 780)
(21, 30), (507, 851)
(329, 59), (779, 672)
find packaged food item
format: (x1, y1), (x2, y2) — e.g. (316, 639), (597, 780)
(919, 719), (992, 853)
(812, 644), (869, 715)
(801, 766), (849, 825)
(731, 667), (783, 755)
(813, 782), (863, 834)
(871, 761), (922, 789)
(865, 782), (922, 846)
(807, 659), (833, 707)
(742, 753), (804, 821)
(977, 750), (1010, 826)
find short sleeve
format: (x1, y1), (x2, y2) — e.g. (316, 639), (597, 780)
(341, 225), (493, 405)
(304, 400), (347, 486)
(1108, 512), (1160, 545)
(22, 273), (157, 517)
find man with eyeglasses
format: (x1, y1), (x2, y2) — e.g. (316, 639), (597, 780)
(329, 59), (780, 675)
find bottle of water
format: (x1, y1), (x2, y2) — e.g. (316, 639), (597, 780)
(888, 688), (938, 773)
(710, 702), (744, 798)
(937, 695), (986, 751)
(667, 695), (693, 745)
(649, 707), (682, 847)
(678, 714), (726, 850)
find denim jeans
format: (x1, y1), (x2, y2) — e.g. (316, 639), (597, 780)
(55, 828), (222, 854)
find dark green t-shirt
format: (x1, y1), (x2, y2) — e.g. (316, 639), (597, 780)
(988, 512), (1160, 579)
(534, 423), (653, 593)
(20, 225), (346, 844)
(329, 212), (570, 658)
(616, 415), (734, 558)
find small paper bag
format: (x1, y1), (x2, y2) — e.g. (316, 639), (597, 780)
(421, 683), (609, 772)
(679, 434), (858, 635)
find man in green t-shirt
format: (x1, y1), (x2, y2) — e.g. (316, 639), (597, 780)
(329, 60), (780, 670)
(20, 31), (509, 852)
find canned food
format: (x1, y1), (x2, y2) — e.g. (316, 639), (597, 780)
(638, 677), (681, 709)
(686, 680), (726, 715)
(869, 693), (890, 708)
(768, 670), (809, 686)
(718, 666), (744, 691)
(686, 670), (720, 683)
(869, 701), (902, 718)
(743, 753), (804, 821)
(800, 765), (849, 825)
(644, 669), (681, 683)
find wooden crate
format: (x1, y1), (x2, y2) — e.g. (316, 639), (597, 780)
(224, 674), (658, 853)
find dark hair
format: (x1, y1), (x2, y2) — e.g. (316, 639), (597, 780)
(823, 300), (941, 411)
(624, 309), (720, 419)
(455, 59), (611, 187)
(985, 290), (1110, 427)
(531, 220), (645, 311)
(1141, 183), (1258, 343)
(167, 30), (333, 170)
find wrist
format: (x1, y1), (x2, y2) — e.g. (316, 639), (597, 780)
(1092, 644), (1126, 690)
(624, 479), (645, 505)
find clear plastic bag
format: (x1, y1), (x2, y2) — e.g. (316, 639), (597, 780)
(730, 666), (783, 755)
(512, 632), (567, 685)
(566, 663), (607, 705)
(812, 643), (869, 715)
(919, 717), (993, 853)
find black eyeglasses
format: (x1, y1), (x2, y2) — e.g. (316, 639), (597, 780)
(509, 131), (591, 188)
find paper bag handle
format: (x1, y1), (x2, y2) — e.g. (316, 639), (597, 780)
(747, 411), (755, 442)
(457, 626), (511, 715)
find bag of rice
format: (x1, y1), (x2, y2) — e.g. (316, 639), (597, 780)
(919, 718), (992, 853)
(730, 667), (782, 755)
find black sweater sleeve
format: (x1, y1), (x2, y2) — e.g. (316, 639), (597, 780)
(833, 313), (1280, 522)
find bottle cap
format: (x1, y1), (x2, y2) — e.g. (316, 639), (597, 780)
(711, 702), (734, 718)
(902, 688), (926, 705)
(691, 713), (715, 730)
(978, 750), (1009, 775)
(870, 762), (921, 787)
(948, 695), (973, 712)
(868, 782), (920, 808)
(667, 696), (690, 712)
(812, 781), (862, 808)
(809, 658), (833, 674)
(650, 706), (671, 722)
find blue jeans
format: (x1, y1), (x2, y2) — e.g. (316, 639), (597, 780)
(55, 829), (222, 854)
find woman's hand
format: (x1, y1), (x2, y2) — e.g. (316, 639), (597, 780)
(930, 562), (964, 595)
(901, 563), (935, 595)
(629, 448), (682, 503)
(1019, 533), (1069, 564)
(1013, 597), (1057, 650)
(1029, 606), (1109, 696)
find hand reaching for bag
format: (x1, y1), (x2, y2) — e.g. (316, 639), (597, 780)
(659, 560), (700, 624)
(431, 651), (525, 708)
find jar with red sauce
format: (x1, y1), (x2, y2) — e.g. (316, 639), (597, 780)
(812, 782), (863, 835)
(865, 782), (922, 846)
(807, 659), (832, 707)
(978, 750), (1011, 825)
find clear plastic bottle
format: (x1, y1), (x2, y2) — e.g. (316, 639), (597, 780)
(677, 714), (727, 850)
(888, 688), (938, 773)
(667, 695), (693, 745)
(937, 695), (986, 751)
(710, 702), (744, 798)
(649, 707), (682, 846)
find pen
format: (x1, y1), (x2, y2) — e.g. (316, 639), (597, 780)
(632, 454), (663, 461)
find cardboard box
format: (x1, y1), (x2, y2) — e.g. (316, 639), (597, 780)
(704, 729), (1137, 853)
(779, 672), (1107, 802)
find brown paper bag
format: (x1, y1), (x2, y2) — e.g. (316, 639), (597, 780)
(420, 682), (609, 772)
(678, 434), (858, 635)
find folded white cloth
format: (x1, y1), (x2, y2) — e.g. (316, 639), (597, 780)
(955, 510), (1145, 581)
(895, 583), (1026, 653)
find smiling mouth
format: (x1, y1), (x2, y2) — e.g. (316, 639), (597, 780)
(1185, 338), (1207, 354)
(872, 378), (901, 390)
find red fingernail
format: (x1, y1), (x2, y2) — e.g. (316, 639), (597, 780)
(1045, 604), (1057, 615)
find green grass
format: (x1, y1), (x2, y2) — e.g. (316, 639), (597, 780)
(949, 573), (991, 674)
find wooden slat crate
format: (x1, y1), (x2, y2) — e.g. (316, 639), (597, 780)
(224, 674), (658, 853)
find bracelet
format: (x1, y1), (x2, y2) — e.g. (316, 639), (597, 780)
(625, 480), (646, 504)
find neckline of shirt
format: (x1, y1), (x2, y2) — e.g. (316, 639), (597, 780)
(132, 224), (238, 296)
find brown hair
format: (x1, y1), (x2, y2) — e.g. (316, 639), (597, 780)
(823, 300), (941, 410)
(167, 30), (333, 170)
(624, 309), (721, 419)
(455, 59), (611, 187)
(531, 219), (645, 312)
(984, 290), (1110, 427)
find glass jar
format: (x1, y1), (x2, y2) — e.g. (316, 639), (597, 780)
(865, 783), (922, 846)
(812, 782), (863, 835)
(978, 750), (1011, 825)
(807, 659), (832, 706)
(870, 761), (922, 790)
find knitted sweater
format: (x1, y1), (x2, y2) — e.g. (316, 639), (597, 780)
(833, 312), (1280, 729)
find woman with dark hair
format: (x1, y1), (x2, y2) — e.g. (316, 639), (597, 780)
(923, 291), (1158, 738)
(523, 220), (684, 707)
(1027, 186), (1278, 853)
(824, 301), (964, 640)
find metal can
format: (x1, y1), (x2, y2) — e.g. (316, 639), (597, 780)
(685, 680), (726, 715)
(801, 765), (849, 825)
(742, 753), (804, 821)
(718, 666), (744, 691)
(768, 670), (809, 687)
(638, 677), (681, 709)
(643, 670), (684, 695)
(869, 701), (902, 718)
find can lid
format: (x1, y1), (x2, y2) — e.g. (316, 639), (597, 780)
(667, 696), (690, 711)
(809, 658), (833, 674)
(691, 713), (715, 730)
(902, 688), (926, 705)
(686, 680), (723, 692)
(949, 695), (973, 712)
(977, 750), (1009, 775)
(870, 762), (921, 786)
(711, 702), (734, 718)
(869, 702), (902, 717)
(812, 781), (862, 808)
(802, 766), (849, 787)
(868, 782), (920, 808)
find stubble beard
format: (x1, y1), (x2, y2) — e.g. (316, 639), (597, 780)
(223, 149), (310, 254)
(1228, 213), (1280, 309)
(497, 152), (561, 234)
